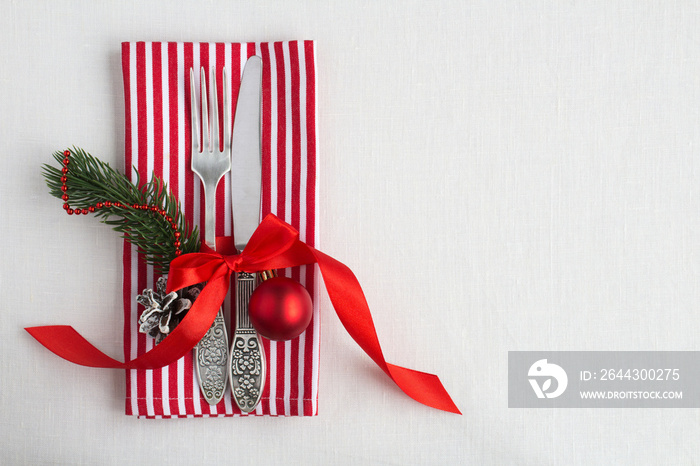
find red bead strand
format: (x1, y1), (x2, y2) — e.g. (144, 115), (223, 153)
(59, 149), (182, 256)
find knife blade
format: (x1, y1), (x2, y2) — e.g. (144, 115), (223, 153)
(228, 55), (266, 413)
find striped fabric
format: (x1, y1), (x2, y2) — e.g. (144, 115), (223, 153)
(121, 41), (319, 418)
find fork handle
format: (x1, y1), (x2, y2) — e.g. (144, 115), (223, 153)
(196, 180), (227, 404)
(195, 310), (228, 404)
(202, 183), (218, 249)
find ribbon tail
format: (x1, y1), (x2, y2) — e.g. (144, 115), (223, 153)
(386, 363), (461, 414)
(25, 271), (231, 370)
(309, 247), (461, 414)
(25, 325), (125, 368)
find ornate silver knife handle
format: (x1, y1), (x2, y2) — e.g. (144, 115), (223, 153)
(229, 271), (266, 413)
(195, 309), (228, 404)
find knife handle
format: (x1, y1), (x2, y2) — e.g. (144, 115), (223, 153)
(229, 271), (266, 413)
(195, 308), (229, 405)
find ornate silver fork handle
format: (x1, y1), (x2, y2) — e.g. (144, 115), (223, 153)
(196, 308), (228, 403)
(229, 272), (266, 413)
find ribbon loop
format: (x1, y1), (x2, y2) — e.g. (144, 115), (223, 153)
(25, 213), (460, 414)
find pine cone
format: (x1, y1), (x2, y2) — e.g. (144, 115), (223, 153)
(136, 277), (204, 344)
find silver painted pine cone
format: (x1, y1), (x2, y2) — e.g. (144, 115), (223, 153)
(136, 276), (203, 344)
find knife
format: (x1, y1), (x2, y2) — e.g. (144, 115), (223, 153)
(228, 55), (266, 413)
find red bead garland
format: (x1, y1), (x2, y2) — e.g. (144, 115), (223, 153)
(59, 149), (182, 256)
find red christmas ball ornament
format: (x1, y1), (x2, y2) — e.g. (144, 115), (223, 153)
(248, 276), (313, 341)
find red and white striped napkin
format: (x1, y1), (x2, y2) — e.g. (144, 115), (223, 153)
(121, 41), (319, 418)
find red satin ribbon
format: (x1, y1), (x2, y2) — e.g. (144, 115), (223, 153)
(26, 214), (460, 414)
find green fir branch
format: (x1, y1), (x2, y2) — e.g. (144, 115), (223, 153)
(43, 147), (199, 273)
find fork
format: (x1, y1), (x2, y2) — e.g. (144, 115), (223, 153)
(190, 66), (231, 405)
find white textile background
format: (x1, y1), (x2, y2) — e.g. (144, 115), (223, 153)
(1, 1), (699, 464)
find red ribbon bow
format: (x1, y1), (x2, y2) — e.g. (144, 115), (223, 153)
(26, 214), (460, 414)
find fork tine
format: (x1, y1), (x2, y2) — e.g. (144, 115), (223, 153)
(222, 67), (230, 151)
(189, 68), (200, 155)
(200, 67), (209, 153)
(210, 66), (220, 153)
